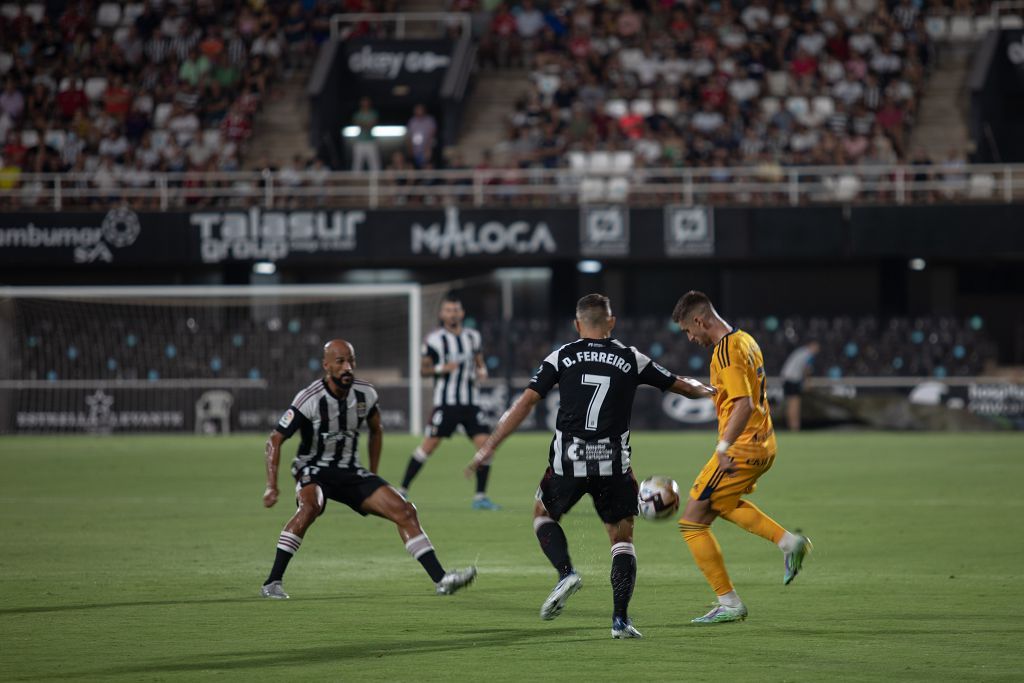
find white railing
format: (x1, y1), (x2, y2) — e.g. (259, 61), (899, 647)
(1, 164), (1022, 210)
(329, 12), (471, 40)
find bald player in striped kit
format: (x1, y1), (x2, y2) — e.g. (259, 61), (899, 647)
(260, 339), (477, 599)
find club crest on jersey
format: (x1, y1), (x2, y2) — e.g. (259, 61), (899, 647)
(279, 408), (295, 428)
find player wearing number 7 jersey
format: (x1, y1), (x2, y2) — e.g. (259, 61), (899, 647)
(466, 294), (714, 638)
(671, 291), (812, 625)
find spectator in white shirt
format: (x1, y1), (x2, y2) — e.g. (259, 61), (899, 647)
(97, 129), (130, 161)
(796, 29), (826, 56)
(691, 103), (724, 133)
(166, 103), (200, 146)
(741, 0), (771, 31)
(515, 0), (545, 39)
(728, 69), (761, 103)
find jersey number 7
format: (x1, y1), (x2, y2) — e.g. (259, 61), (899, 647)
(581, 374), (610, 431)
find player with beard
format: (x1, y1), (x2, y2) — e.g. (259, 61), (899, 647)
(260, 339), (477, 598)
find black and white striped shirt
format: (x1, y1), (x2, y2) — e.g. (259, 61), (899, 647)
(423, 327), (483, 408)
(275, 378), (379, 474)
(528, 338), (676, 478)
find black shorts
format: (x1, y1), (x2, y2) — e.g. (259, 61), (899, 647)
(427, 405), (489, 438)
(295, 465), (388, 516)
(783, 380), (803, 398)
(535, 466), (639, 525)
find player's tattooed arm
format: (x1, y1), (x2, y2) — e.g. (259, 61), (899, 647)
(465, 387), (542, 475)
(475, 352), (488, 381)
(669, 376), (716, 398)
(366, 407), (383, 474)
(263, 431), (286, 507)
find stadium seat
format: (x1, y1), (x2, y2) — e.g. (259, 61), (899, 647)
(760, 96), (781, 117)
(925, 16), (948, 40)
(122, 3), (145, 25)
(1000, 15), (1024, 28)
(967, 174), (996, 199)
(766, 71), (791, 97)
(568, 151), (587, 173)
(84, 77), (109, 102)
(202, 129), (223, 150)
(0, 52), (12, 75)
(589, 151), (613, 174)
(0, 4), (20, 20)
(23, 3), (44, 22)
(21, 129), (40, 147)
(611, 151), (634, 173)
(44, 129), (67, 151)
(607, 177), (629, 202)
(96, 3), (121, 28)
(785, 96), (810, 119)
(579, 177), (606, 203)
(812, 96), (835, 119)
(949, 16), (974, 40)
(974, 16), (995, 37)
(604, 99), (629, 119)
(656, 99), (678, 117)
(630, 100), (654, 117)
(828, 174), (862, 201)
(153, 103), (174, 129)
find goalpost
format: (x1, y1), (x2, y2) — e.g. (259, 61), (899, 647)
(0, 285), (423, 435)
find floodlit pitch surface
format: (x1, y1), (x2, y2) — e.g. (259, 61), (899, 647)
(1, 432), (1022, 681)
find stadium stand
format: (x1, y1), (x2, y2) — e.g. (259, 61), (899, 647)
(0, 0), (369, 204)
(476, 315), (997, 381)
(480, 0), (935, 172)
(14, 312), (997, 385)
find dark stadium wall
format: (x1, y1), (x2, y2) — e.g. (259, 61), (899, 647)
(969, 29), (1024, 162)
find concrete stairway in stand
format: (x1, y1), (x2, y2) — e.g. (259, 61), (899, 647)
(908, 48), (974, 158)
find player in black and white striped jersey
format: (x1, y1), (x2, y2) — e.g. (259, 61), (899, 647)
(399, 293), (500, 510)
(260, 339), (476, 599)
(465, 295), (714, 638)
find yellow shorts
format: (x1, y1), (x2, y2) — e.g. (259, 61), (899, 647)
(688, 446), (776, 514)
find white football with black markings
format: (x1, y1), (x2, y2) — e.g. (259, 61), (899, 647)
(637, 476), (681, 521)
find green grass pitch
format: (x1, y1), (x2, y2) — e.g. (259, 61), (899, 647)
(2, 431), (1023, 681)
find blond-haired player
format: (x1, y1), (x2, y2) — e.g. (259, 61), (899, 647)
(671, 291), (812, 624)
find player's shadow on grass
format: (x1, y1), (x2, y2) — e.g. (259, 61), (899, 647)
(0, 595), (327, 616)
(56, 627), (592, 678)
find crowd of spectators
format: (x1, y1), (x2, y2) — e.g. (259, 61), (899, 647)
(0, 1), (373, 207)
(0, 1), (1008, 208)
(479, 0), (938, 172)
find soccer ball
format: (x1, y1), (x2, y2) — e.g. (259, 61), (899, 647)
(637, 476), (681, 521)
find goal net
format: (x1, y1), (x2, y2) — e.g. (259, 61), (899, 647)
(0, 285), (422, 435)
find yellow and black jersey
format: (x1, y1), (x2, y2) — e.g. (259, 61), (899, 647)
(710, 329), (776, 455)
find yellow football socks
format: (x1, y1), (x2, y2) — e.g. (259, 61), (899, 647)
(679, 520), (733, 596)
(720, 500), (786, 545)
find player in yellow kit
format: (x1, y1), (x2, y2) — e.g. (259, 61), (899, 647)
(671, 291), (812, 624)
